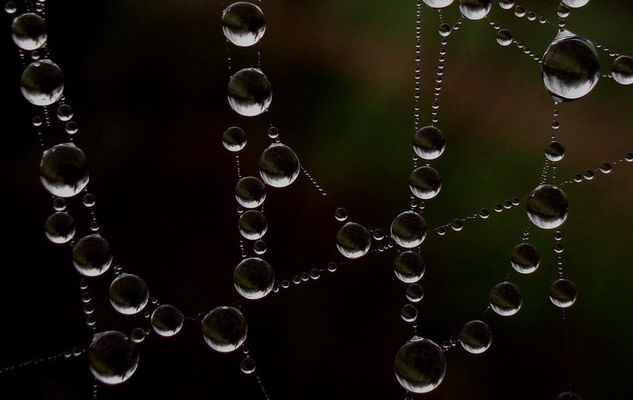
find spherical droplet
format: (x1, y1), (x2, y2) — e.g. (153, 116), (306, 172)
(227, 68), (272, 117)
(151, 304), (184, 337)
(496, 29), (513, 46)
(130, 328), (146, 344)
(561, 0), (589, 8)
(499, 0), (514, 9)
(222, 126), (247, 152)
(20, 59), (64, 106)
(336, 222), (371, 259)
(109, 274), (149, 315)
(202, 306), (247, 353)
(438, 24), (452, 37)
(235, 176), (266, 208)
(489, 281), (522, 316)
(510, 243), (540, 274)
(394, 337), (446, 393)
(89, 331), (139, 385)
(459, 0), (492, 20)
(11, 13), (46, 51)
(258, 143), (300, 187)
(406, 283), (424, 302)
(394, 251), (426, 283)
(44, 211), (75, 244)
(409, 166), (441, 200)
(611, 55), (633, 85)
(423, 0), (454, 7)
(556, 392), (583, 400)
(526, 184), (569, 230)
(459, 320), (492, 354)
(542, 30), (599, 101)
(240, 356), (257, 374)
(334, 207), (348, 222)
(39, 142), (89, 198)
(4, 2), (17, 14)
(253, 239), (267, 255)
(222, 2), (266, 47)
(234, 257), (275, 300)
(72, 234), (113, 277)
(549, 279), (577, 308)
(391, 211), (427, 248)
(413, 126), (446, 160)
(401, 304), (418, 322)
(238, 210), (267, 240)
(545, 141), (566, 162)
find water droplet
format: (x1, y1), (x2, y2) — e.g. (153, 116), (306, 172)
(611, 55), (633, 85)
(109, 273), (149, 315)
(409, 166), (442, 200)
(258, 143), (300, 188)
(406, 283), (424, 302)
(235, 176), (266, 208)
(391, 211), (427, 248)
(11, 13), (46, 51)
(72, 234), (113, 277)
(479, 208), (490, 219)
(267, 126), (279, 139)
(514, 6), (526, 17)
(39, 143), (89, 198)
(4, 1), (16, 14)
(20, 59), (64, 106)
(253, 239), (267, 255)
(394, 337), (446, 393)
(600, 162), (612, 174)
(556, 392), (583, 400)
(549, 279), (577, 308)
(545, 141), (566, 162)
(151, 304), (184, 337)
(496, 29), (513, 46)
(459, 0), (492, 20)
(394, 251), (426, 283)
(222, 126), (247, 152)
(489, 281), (522, 316)
(413, 126), (446, 160)
(240, 356), (256, 374)
(334, 207), (348, 222)
(422, 0), (454, 8)
(499, 0), (514, 10)
(557, 5), (570, 18)
(438, 23), (452, 37)
(561, 0), (589, 8)
(130, 327), (146, 344)
(510, 243), (540, 274)
(227, 68), (272, 117)
(372, 228), (386, 241)
(44, 211), (75, 244)
(56, 104), (73, 121)
(234, 257), (275, 300)
(526, 184), (569, 230)
(89, 331), (139, 385)
(238, 210), (267, 240)
(459, 320), (492, 354)
(336, 222), (371, 259)
(401, 304), (418, 322)
(327, 262), (338, 272)
(542, 30), (599, 101)
(222, 2), (266, 47)
(65, 120), (78, 134)
(202, 306), (247, 353)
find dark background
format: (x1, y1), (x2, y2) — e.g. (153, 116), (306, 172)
(1, 0), (633, 399)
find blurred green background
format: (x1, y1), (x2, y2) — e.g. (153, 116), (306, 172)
(1, 0), (633, 399)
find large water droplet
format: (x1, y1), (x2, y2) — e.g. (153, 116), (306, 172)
(40, 142), (89, 198)
(235, 176), (266, 208)
(336, 222), (371, 259)
(545, 141), (566, 162)
(422, 0), (454, 8)
(11, 12), (46, 50)
(489, 281), (522, 316)
(234, 257), (275, 300)
(109, 273), (149, 315)
(89, 331), (139, 385)
(526, 184), (569, 230)
(221, 2), (266, 47)
(413, 126), (446, 160)
(549, 279), (577, 308)
(542, 30), (599, 101)
(258, 143), (300, 187)
(202, 306), (247, 353)
(238, 210), (267, 240)
(459, 320), (492, 354)
(510, 243), (540, 274)
(409, 166), (441, 200)
(459, 0), (492, 20)
(227, 68), (272, 117)
(151, 304), (184, 337)
(222, 126), (247, 151)
(44, 211), (75, 244)
(394, 251), (426, 283)
(611, 55), (633, 85)
(72, 234), (113, 277)
(561, 0), (589, 8)
(391, 211), (427, 248)
(394, 337), (446, 393)
(20, 59), (64, 106)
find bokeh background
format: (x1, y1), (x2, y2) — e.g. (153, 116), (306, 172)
(1, 0), (633, 399)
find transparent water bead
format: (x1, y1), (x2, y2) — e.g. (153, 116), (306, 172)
(549, 279), (577, 308)
(394, 337), (446, 393)
(202, 306), (247, 353)
(611, 55), (633, 85)
(11, 13), (46, 50)
(510, 243), (540, 274)
(413, 126), (446, 160)
(238, 210), (267, 240)
(72, 234), (113, 277)
(394, 251), (426, 283)
(44, 211), (75, 244)
(526, 184), (569, 230)
(496, 29), (513, 46)
(253, 239), (267, 255)
(227, 68), (272, 117)
(409, 166), (441, 200)
(556, 392), (582, 400)
(545, 141), (566, 162)
(235, 176), (266, 208)
(109, 273), (149, 315)
(459, 0), (492, 20)
(438, 24), (452, 37)
(130, 328), (146, 344)
(561, 0), (589, 8)
(89, 331), (139, 385)
(4, 2), (16, 14)
(222, 2), (266, 47)
(258, 143), (300, 187)
(401, 304), (418, 322)
(40, 143), (89, 198)
(151, 304), (184, 337)
(542, 30), (599, 101)
(234, 257), (275, 300)
(489, 281), (522, 316)
(459, 320), (492, 354)
(406, 283), (424, 302)
(422, 0), (454, 8)
(20, 59), (64, 106)
(391, 211), (427, 248)
(56, 104), (73, 121)
(337, 221), (372, 259)
(222, 126), (247, 151)
(334, 207), (348, 222)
